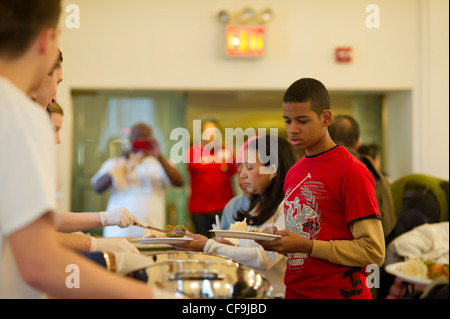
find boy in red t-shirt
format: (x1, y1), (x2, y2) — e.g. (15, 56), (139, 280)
(258, 78), (385, 299)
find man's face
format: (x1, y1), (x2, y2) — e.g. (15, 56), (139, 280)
(34, 65), (63, 109)
(130, 125), (152, 142)
(202, 122), (220, 145)
(283, 101), (329, 156)
(50, 112), (63, 144)
(31, 26), (61, 94)
(130, 125), (155, 155)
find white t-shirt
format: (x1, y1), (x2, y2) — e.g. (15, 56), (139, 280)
(91, 156), (172, 237)
(0, 76), (57, 298)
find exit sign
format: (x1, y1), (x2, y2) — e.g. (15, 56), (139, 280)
(226, 26), (265, 57)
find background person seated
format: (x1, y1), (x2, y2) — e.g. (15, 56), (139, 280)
(384, 222), (449, 299)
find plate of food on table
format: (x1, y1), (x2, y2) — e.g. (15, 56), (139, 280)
(385, 259), (449, 285)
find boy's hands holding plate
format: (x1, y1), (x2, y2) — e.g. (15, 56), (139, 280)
(256, 226), (313, 255)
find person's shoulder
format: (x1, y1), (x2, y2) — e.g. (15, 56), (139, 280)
(226, 194), (246, 206)
(323, 147), (373, 183)
(219, 146), (235, 162)
(187, 144), (201, 162)
(331, 146), (355, 161)
(224, 196), (240, 209)
(332, 146), (367, 169)
(358, 153), (384, 180)
(0, 76), (17, 99)
(1, 98), (53, 149)
(189, 144), (202, 152)
(0, 77), (41, 120)
(292, 156), (305, 167)
(285, 157), (304, 177)
(340, 154), (376, 187)
(98, 157), (121, 169)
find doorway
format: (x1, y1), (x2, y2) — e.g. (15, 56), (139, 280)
(71, 90), (187, 235)
(71, 89), (385, 235)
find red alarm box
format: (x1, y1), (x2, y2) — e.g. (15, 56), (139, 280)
(335, 47), (353, 63)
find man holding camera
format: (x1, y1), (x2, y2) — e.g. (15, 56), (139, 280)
(91, 123), (184, 237)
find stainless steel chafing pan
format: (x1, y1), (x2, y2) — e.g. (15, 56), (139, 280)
(148, 251), (239, 265)
(132, 259), (273, 299)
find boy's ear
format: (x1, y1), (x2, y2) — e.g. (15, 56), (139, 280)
(35, 27), (60, 57)
(35, 28), (53, 55)
(322, 110), (333, 127)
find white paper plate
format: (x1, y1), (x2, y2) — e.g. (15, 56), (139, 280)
(209, 230), (281, 242)
(137, 237), (193, 245)
(385, 261), (432, 285)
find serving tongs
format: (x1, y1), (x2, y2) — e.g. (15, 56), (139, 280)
(134, 222), (186, 238)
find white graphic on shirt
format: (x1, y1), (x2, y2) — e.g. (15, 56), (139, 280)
(284, 173), (325, 267)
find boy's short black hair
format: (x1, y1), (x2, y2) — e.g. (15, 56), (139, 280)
(0, 0), (61, 59)
(283, 78), (330, 117)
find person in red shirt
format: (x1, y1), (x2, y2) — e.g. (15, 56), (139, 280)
(187, 119), (237, 236)
(258, 78), (385, 299)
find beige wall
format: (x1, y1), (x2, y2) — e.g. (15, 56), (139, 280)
(56, 0), (449, 211)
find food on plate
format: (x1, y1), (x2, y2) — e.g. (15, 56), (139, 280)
(144, 230), (167, 238)
(144, 225), (188, 238)
(228, 218), (263, 233)
(165, 224), (187, 237)
(399, 259), (449, 281)
(400, 259), (428, 279)
(229, 218), (248, 231)
(424, 259), (449, 280)
(165, 224), (188, 233)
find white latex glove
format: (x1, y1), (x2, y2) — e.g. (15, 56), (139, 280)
(89, 237), (140, 254)
(99, 207), (140, 228)
(114, 252), (156, 275)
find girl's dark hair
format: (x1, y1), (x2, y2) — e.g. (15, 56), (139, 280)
(358, 144), (379, 161)
(236, 135), (297, 226)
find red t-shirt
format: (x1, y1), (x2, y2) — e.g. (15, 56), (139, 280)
(187, 145), (237, 214)
(283, 146), (381, 299)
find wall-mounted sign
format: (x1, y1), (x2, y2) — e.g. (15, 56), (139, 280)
(335, 47), (353, 63)
(226, 26), (265, 57)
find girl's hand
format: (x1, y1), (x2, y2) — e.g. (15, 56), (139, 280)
(171, 231), (208, 252)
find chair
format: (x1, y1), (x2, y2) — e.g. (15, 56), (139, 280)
(390, 174), (449, 223)
(378, 174), (449, 299)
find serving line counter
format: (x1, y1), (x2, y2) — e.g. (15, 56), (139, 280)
(126, 238), (275, 298)
(133, 242), (177, 256)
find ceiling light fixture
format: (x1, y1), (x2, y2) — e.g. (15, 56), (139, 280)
(217, 10), (230, 24)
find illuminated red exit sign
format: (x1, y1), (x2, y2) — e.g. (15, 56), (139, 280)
(226, 26), (265, 57)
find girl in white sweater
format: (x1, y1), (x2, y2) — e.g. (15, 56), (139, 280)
(174, 135), (297, 296)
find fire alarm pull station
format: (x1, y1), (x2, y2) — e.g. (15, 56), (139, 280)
(335, 47), (352, 63)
